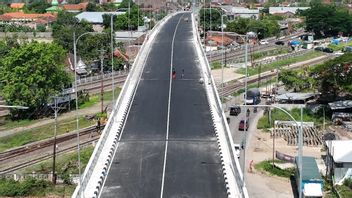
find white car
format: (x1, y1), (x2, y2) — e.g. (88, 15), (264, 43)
(259, 40), (269, 45)
(234, 144), (241, 158)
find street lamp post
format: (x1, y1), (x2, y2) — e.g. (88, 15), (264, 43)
(73, 30), (107, 191)
(238, 104), (304, 198)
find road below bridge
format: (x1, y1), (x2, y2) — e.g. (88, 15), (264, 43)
(100, 12), (228, 198)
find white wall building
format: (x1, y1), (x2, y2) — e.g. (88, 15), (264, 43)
(269, 7), (310, 15)
(220, 6), (259, 20)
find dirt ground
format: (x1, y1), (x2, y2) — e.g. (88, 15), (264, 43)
(245, 127), (324, 198)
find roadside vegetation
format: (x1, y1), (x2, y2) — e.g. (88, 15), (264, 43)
(257, 108), (326, 130)
(79, 88), (121, 109)
(252, 47), (290, 60)
(236, 51), (324, 76)
(254, 160), (295, 178)
(0, 117), (94, 152)
(24, 146), (94, 176)
(0, 177), (75, 197)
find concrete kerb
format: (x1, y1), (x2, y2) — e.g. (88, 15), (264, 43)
(72, 13), (176, 198)
(191, 13), (244, 198)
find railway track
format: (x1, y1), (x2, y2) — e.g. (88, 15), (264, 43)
(77, 74), (127, 94)
(0, 126), (100, 164)
(217, 54), (335, 97)
(0, 138), (99, 174)
(0, 53), (334, 173)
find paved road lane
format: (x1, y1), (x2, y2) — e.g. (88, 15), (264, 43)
(101, 13), (227, 198)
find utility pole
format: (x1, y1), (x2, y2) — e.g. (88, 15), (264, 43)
(99, 49), (106, 114)
(51, 96), (64, 185)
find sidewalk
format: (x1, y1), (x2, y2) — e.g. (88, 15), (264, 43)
(0, 101), (113, 139)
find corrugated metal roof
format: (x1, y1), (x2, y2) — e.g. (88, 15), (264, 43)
(269, 7), (309, 14)
(276, 93), (317, 101)
(76, 12), (125, 24)
(296, 156), (322, 181)
(329, 100), (352, 110)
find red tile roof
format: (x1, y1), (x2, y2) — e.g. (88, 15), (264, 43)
(10, 3), (25, 9)
(0, 12), (56, 22)
(113, 49), (129, 62)
(62, 3), (88, 11)
(207, 35), (233, 46)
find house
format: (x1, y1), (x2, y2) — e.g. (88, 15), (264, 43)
(325, 140), (352, 185)
(75, 11), (125, 31)
(269, 7), (310, 16)
(220, 6), (259, 20)
(295, 156), (323, 198)
(10, 3), (25, 10)
(114, 31), (146, 44)
(328, 100), (352, 125)
(62, 2), (88, 12)
(0, 12), (56, 29)
(206, 35), (234, 51)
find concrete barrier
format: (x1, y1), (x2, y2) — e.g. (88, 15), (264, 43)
(191, 12), (248, 198)
(71, 13), (177, 198)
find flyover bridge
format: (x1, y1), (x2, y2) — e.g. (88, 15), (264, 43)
(73, 12), (247, 198)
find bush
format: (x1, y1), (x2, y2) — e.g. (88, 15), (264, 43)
(0, 177), (50, 196)
(343, 178), (352, 189)
(255, 160), (295, 178)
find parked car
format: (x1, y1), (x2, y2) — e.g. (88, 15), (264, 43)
(229, 106), (241, 116)
(275, 40), (285, 45)
(234, 144), (241, 158)
(314, 46), (324, 51)
(238, 119), (249, 131)
(259, 40), (269, 45)
(323, 47), (334, 53)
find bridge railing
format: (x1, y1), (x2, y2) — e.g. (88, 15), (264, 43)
(191, 13), (249, 198)
(72, 13), (176, 198)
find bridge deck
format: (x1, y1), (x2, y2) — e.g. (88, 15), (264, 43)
(100, 13), (227, 198)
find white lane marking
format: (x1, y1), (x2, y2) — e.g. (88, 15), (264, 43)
(160, 14), (185, 198)
(98, 21), (155, 198)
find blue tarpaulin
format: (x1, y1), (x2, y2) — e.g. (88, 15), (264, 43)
(290, 40), (301, 45)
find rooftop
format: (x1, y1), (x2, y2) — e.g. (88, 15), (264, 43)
(329, 100), (352, 110)
(0, 12), (56, 22)
(63, 2), (88, 12)
(276, 92), (317, 101)
(295, 156), (322, 181)
(326, 140), (352, 163)
(76, 12), (125, 24)
(10, 3), (25, 9)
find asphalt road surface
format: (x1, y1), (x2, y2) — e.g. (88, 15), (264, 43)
(100, 12), (227, 198)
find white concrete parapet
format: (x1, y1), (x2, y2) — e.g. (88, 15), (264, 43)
(191, 13), (249, 198)
(72, 13), (176, 198)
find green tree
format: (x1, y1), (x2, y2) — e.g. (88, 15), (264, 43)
(225, 17), (250, 35)
(52, 11), (94, 52)
(104, 4), (143, 30)
(118, 0), (135, 9)
(279, 69), (311, 92)
(199, 8), (223, 31)
(310, 53), (352, 97)
(226, 18), (279, 39)
(27, 0), (50, 14)
(0, 42), (71, 119)
(301, 3), (352, 37)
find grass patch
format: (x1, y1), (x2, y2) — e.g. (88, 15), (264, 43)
(0, 119), (42, 131)
(0, 177), (75, 197)
(24, 146), (94, 175)
(0, 117), (95, 152)
(328, 41), (352, 51)
(257, 108), (326, 129)
(254, 160), (295, 178)
(336, 184), (352, 198)
(252, 48), (290, 60)
(211, 61), (222, 70)
(79, 88), (121, 109)
(237, 51), (324, 76)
